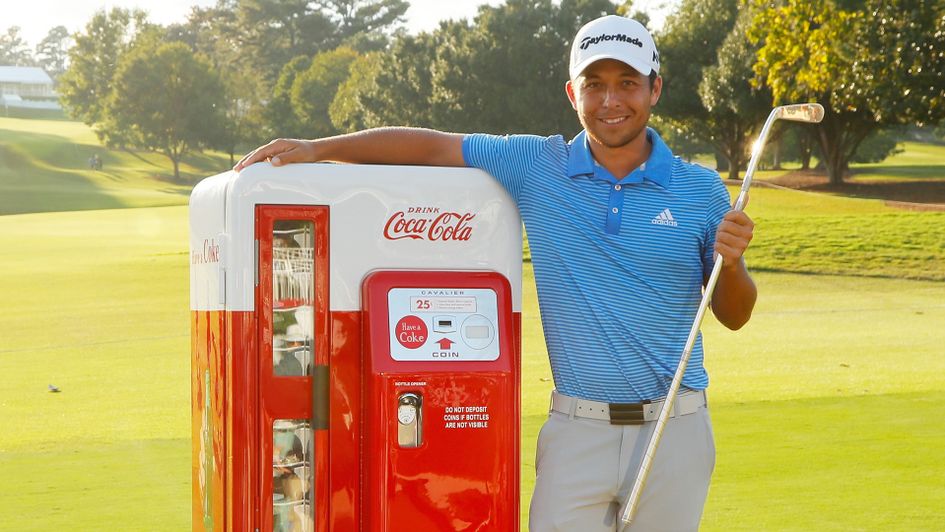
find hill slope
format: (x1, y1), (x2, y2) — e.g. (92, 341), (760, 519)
(0, 117), (231, 215)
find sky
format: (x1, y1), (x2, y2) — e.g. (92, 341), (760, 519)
(5, 0), (676, 48)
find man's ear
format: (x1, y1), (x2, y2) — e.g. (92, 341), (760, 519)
(565, 80), (578, 111)
(650, 75), (663, 107)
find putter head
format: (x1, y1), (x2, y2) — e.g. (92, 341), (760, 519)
(775, 103), (825, 124)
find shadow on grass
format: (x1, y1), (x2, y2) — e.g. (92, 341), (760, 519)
(769, 169), (945, 204)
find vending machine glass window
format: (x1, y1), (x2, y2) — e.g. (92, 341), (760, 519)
(273, 419), (313, 532)
(272, 221), (314, 377)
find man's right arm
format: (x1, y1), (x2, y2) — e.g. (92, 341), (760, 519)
(233, 127), (465, 171)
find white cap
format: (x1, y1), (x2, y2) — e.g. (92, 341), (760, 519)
(569, 15), (660, 79)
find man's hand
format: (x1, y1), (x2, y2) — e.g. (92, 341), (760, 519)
(709, 196), (757, 330)
(234, 138), (316, 172)
(713, 209), (754, 270)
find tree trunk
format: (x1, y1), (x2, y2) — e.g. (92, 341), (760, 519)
(727, 151), (741, 181)
(173, 156), (181, 181)
(771, 137), (782, 170)
(818, 122), (846, 185)
(715, 152), (729, 173)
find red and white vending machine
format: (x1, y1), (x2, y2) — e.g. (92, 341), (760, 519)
(190, 163), (522, 531)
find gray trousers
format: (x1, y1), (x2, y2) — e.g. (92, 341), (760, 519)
(528, 404), (715, 531)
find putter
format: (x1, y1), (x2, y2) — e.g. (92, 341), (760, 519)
(618, 103), (825, 530)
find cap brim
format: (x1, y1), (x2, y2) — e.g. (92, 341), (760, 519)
(570, 53), (653, 80)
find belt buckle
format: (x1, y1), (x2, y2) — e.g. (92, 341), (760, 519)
(608, 401), (647, 425)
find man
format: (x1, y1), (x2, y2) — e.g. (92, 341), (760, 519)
(236, 15), (756, 531)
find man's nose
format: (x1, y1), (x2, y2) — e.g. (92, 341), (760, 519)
(602, 86), (621, 107)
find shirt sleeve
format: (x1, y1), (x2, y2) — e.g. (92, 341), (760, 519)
(462, 133), (548, 203)
(702, 174), (733, 278)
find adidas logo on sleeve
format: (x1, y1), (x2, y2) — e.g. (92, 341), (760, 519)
(651, 208), (678, 227)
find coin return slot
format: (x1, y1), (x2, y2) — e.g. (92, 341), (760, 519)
(465, 325), (489, 339)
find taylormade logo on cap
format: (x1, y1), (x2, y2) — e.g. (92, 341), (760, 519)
(580, 34), (643, 50)
(569, 15), (660, 79)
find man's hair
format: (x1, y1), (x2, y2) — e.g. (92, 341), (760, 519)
(648, 70), (657, 89)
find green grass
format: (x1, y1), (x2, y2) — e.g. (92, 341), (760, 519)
(518, 269), (945, 529)
(0, 117), (231, 215)
(0, 207), (191, 530)
(854, 141), (945, 182)
(1, 119), (944, 530)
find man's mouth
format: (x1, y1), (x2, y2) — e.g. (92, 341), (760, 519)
(599, 116), (628, 125)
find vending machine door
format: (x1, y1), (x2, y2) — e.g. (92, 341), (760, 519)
(256, 206), (330, 532)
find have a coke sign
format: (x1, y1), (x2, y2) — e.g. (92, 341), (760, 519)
(384, 207), (476, 242)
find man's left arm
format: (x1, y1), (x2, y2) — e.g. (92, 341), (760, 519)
(709, 209), (757, 330)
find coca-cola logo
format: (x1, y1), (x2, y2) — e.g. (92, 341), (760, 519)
(191, 238), (221, 264)
(384, 207), (475, 241)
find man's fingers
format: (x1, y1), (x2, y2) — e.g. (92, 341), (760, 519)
(269, 145), (308, 166)
(715, 210), (755, 263)
(234, 139), (314, 171)
(717, 218), (754, 240)
(234, 139), (289, 171)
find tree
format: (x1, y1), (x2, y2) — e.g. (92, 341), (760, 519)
(328, 27), (459, 131)
(59, 8), (149, 127)
(108, 40), (225, 180)
(697, 8), (772, 179)
(431, 0), (617, 135)
(656, 0), (747, 168)
(331, 0), (620, 135)
(750, 0), (945, 184)
(236, 0), (407, 85)
(317, 0), (409, 49)
(330, 51), (384, 132)
(269, 56), (317, 139)
(236, 0), (334, 83)
(291, 47), (359, 137)
(0, 26), (34, 65)
(170, 1), (267, 164)
(34, 26), (72, 81)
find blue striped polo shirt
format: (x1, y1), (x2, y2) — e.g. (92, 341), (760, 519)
(462, 128), (731, 403)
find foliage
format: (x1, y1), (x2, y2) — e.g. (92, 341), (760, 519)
(34, 26), (72, 81)
(291, 47), (360, 137)
(330, 30), (446, 130)
(108, 40), (225, 179)
(318, 0), (410, 47)
(235, 0), (407, 85)
(330, 52), (383, 132)
(657, 0), (739, 133)
(0, 26), (34, 65)
(750, 0), (945, 183)
(59, 8), (149, 127)
(167, 3), (268, 164)
(433, 0), (616, 135)
(331, 0), (617, 135)
(269, 56), (317, 139)
(697, 7), (772, 179)
(850, 128), (903, 164)
(657, 0), (756, 173)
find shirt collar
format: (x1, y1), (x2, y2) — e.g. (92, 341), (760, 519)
(566, 128), (673, 188)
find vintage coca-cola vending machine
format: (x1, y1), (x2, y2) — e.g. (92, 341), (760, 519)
(190, 162), (522, 531)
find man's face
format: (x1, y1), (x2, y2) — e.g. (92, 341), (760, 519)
(566, 59), (662, 151)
